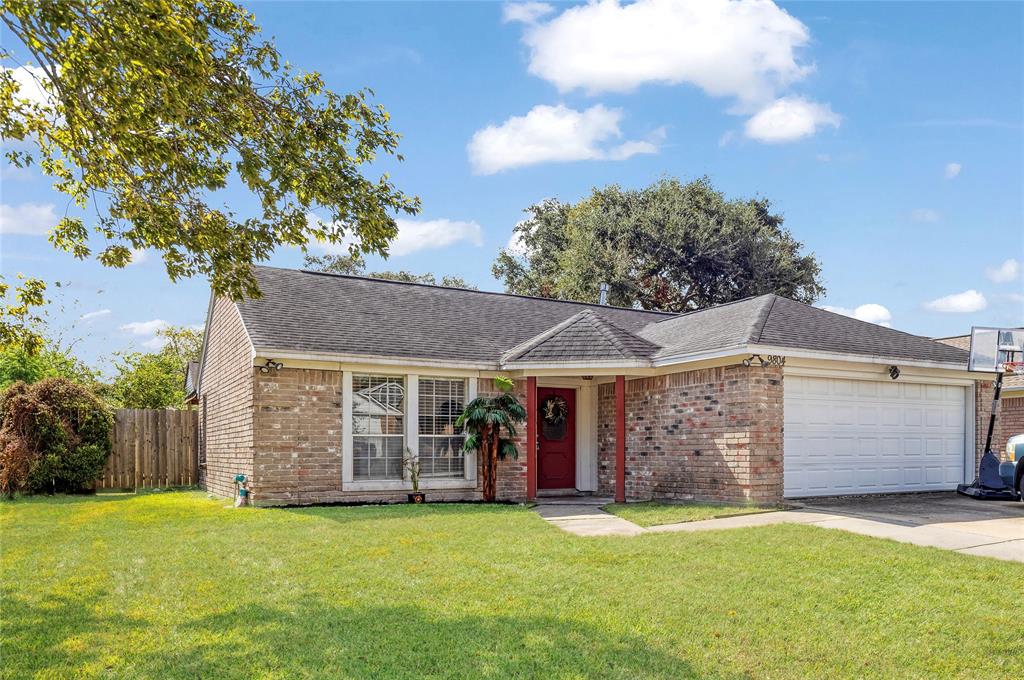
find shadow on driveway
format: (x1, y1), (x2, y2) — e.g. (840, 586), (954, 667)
(793, 491), (1022, 527)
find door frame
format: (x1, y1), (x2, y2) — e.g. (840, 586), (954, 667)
(535, 379), (598, 492)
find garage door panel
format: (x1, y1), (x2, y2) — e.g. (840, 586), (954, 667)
(784, 375), (966, 497)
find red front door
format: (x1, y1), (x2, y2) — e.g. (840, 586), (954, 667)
(537, 387), (576, 489)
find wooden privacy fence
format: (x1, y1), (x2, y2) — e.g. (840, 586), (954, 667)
(99, 408), (199, 489)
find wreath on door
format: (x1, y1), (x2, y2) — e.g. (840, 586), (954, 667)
(540, 395), (568, 425)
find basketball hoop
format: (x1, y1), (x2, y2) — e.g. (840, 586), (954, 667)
(1003, 361), (1024, 376)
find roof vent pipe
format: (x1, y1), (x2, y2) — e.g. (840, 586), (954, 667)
(598, 282), (609, 306)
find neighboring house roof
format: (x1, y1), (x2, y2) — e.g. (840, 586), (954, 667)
(184, 360), (200, 402)
(936, 334), (1023, 390)
(231, 266), (971, 370)
(503, 310), (659, 365)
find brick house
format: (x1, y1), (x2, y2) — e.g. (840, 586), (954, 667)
(195, 266), (997, 506)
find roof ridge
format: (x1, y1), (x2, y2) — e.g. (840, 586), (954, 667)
(255, 266), (676, 317)
(500, 311), (590, 363)
(585, 311), (657, 357)
(646, 293), (776, 327)
(748, 295), (778, 344)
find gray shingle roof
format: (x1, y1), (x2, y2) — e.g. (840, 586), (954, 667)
(233, 267), (970, 369)
(641, 294), (968, 365)
(236, 267), (671, 364)
(755, 296), (969, 365)
(503, 311), (659, 363)
(638, 296), (774, 358)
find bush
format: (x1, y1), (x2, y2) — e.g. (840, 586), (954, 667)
(0, 377), (113, 496)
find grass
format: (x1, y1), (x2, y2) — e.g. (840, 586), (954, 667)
(2, 492), (1021, 679)
(603, 501), (777, 527)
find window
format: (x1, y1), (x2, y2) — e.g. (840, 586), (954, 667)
(352, 374), (405, 480)
(418, 378), (466, 478)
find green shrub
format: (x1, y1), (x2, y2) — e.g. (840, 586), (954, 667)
(0, 377), (113, 496)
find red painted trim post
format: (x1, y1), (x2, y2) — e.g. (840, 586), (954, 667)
(615, 374), (626, 503)
(526, 376), (537, 501)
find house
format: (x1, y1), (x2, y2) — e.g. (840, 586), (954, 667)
(936, 334), (1023, 455)
(195, 266), (995, 506)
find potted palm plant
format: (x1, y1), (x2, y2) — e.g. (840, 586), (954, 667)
(403, 448), (425, 503)
(455, 376), (526, 502)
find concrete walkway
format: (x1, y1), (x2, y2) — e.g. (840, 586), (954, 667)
(535, 503), (1024, 563)
(533, 503), (645, 537)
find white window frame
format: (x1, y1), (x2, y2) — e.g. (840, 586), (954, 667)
(416, 376), (472, 481)
(343, 371), (477, 491)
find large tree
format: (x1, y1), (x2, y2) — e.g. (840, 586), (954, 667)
(110, 325), (204, 408)
(303, 253), (476, 289)
(1, 0), (419, 349)
(493, 178), (825, 312)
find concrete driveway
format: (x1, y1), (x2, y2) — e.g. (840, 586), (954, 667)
(793, 492), (1024, 562)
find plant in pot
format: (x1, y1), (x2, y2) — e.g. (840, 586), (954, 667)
(455, 376), (526, 502)
(403, 448), (425, 503)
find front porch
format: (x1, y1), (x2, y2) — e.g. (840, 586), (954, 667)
(519, 374), (631, 503)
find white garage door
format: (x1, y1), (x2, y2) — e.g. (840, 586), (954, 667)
(784, 375), (967, 497)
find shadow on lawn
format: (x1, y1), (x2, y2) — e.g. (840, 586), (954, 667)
(281, 501), (529, 527)
(2, 589), (697, 679)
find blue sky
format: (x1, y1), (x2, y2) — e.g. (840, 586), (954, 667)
(1, 0), (1022, 371)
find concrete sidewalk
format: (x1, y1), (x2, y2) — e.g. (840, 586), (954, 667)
(648, 509), (1024, 562)
(535, 504), (1024, 562)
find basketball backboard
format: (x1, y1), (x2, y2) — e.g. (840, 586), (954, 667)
(968, 326), (1024, 372)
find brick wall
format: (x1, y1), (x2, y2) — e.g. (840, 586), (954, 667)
(247, 370), (486, 505)
(252, 368), (343, 505)
(476, 377), (527, 501)
(597, 364), (784, 503)
(975, 379), (1024, 467)
(198, 297), (255, 498)
(1003, 395), (1024, 453)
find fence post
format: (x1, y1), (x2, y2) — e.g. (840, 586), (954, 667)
(133, 409), (142, 490)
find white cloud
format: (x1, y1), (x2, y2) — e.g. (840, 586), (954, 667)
(985, 258), (1020, 283)
(944, 162), (961, 179)
(142, 336), (168, 351)
(744, 97), (840, 143)
(924, 290), (987, 313)
(127, 248), (149, 265)
(468, 104), (659, 174)
(120, 319), (170, 336)
(80, 309), (112, 322)
(505, 223), (532, 257)
(308, 213), (481, 257)
(2, 65), (52, 108)
(516, 0), (812, 105)
(910, 208), (940, 223)
(1, 164), (32, 181)
(390, 218), (483, 256)
(0, 202), (57, 235)
(503, 2), (554, 24)
(820, 303), (893, 327)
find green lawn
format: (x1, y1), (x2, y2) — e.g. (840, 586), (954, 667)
(2, 492), (1021, 679)
(603, 501), (777, 527)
